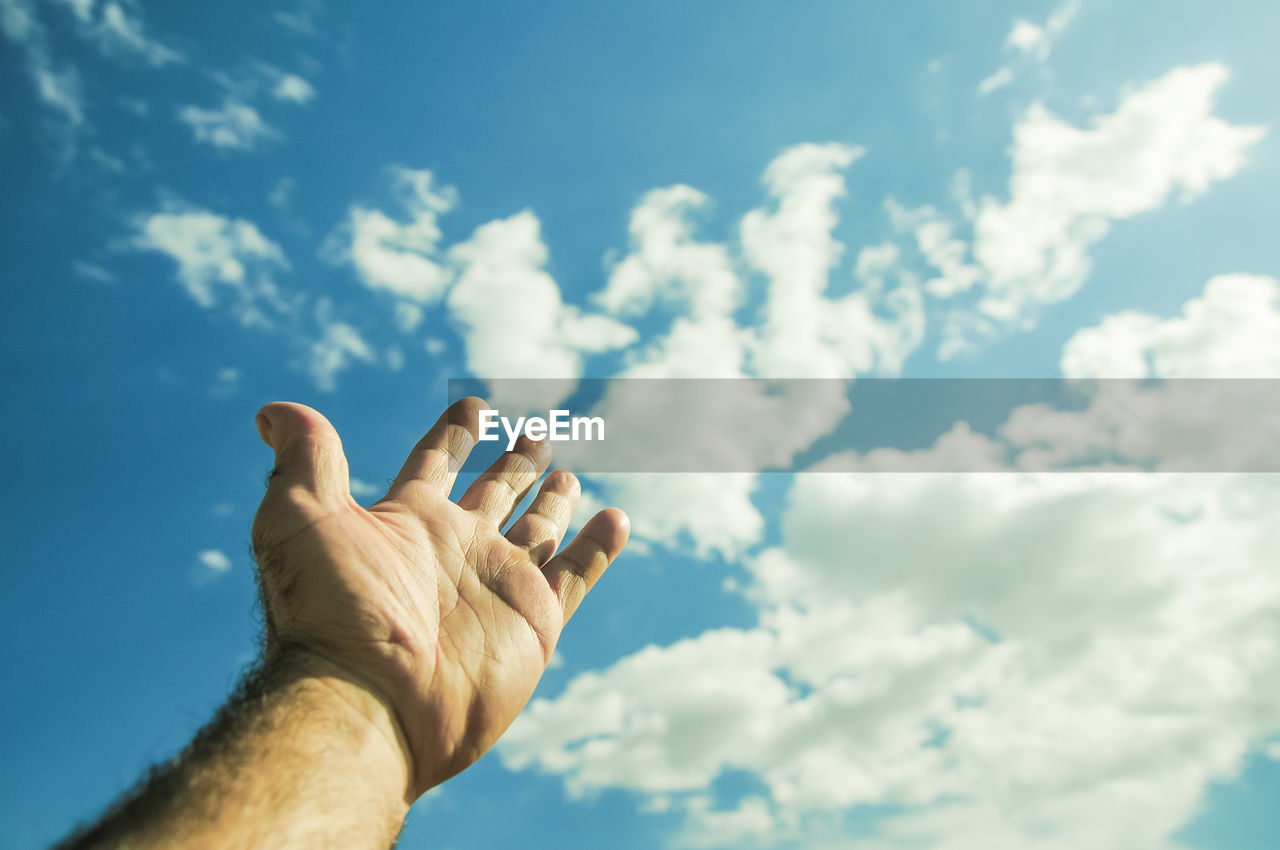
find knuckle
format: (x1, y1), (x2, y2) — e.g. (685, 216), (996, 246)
(544, 469), (579, 493)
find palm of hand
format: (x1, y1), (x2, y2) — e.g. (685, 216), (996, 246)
(250, 399), (628, 795)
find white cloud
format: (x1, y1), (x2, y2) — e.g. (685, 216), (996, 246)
(743, 144), (925, 378)
(89, 0), (182, 66)
(178, 98), (280, 151)
(268, 176), (295, 210)
(853, 240), (900, 288)
(33, 64), (85, 126)
(598, 185), (742, 321)
(191, 547), (233, 587)
(979, 0), (1079, 96)
(274, 4), (320, 37)
(1, 0), (86, 137)
(130, 199), (401, 394)
(976, 66), (1015, 97)
(885, 199), (982, 298)
(599, 186), (750, 380)
(209, 366), (240, 398)
(503, 272), (1280, 845)
(336, 167), (457, 305)
(971, 274), (1280, 474)
(2, 0), (174, 154)
(504, 465), (1280, 848)
(209, 60), (315, 110)
(586, 144), (926, 560)
(71, 260), (115, 283)
(1044, 0), (1082, 36)
(48, 0), (182, 65)
(1005, 19), (1048, 58)
(1062, 274), (1280, 379)
(132, 206), (292, 326)
(919, 63), (1266, 359)
(0, 0), (37, 39)
(349, 477), (383, 499)
(447, 210), (636, 384)
(196, 549), (231, 572)
(272, 73), (315, 104)
(972, 64), (1264, 327)
(742, 142), (860, 375)
(304, 302), (378, 392)
(502, 626), (788, 795)
(591, 473), (764, 561)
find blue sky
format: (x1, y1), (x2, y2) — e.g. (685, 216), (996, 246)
(3, 1), (1280, 848)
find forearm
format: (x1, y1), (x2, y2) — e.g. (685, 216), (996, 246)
(57, 648), (413, 850)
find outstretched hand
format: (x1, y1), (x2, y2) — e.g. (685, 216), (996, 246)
(250, 396), (629, 798)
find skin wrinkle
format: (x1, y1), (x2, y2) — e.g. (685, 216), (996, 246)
(480, 472), (533, 523)
(439, 422), (476, 472)
(520, 514), (564, 564)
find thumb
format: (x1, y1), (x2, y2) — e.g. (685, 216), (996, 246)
(255, 402), (350, 500)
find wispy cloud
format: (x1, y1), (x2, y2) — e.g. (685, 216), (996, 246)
(958, 63), (1264, 351)
(191, 548), (232, 586)
(1, 0), (87, 153)
(884, 63), (1265, 359)
(196, 549), (231, 572)
(52, 0), (183, 66)
(1062, 273), (1280, 378)
(132, 205), (293, 326)
(273, 1), (324, 38)
(272, 73), (316, 104)
(976, 66), (1013, 97)
(302, 300), (379, 391)
(268, 177), (296, 210)
(978, 0), (1080, 95)
(505, 402), (1280, 849)
(328, 167), (457, 306)
(0, 0), (180, 161)
(447, 210), (637, 383)
(178, 98), (281, 151)
(71, 260), (116, 283)
(349, 477), (384, 500)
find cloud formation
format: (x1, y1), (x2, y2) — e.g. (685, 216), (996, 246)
(304, 303), (379, 392)
(272, 73), (316, 104)
(1062, 273), (1280, 379)
(178, 99), (281, 151)
(337, 167), (458, 305)
(505, 458), (1280, 850)
(132, 206), (292, 326)
(888, 63), (1265, 359)
(978, 0), (1079, 95)
(55, 0), (182, 67)
(1, 0), (87, 143)
(972, 65), (1264, 325)
(447, 211), (637, 381)
(500, 269), (1280, 848)
(591, 143), (926, 558)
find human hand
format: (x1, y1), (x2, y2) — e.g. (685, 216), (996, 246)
(250, 397), (629, 798)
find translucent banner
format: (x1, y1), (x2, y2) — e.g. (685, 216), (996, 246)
(446, 378), (1280, 473)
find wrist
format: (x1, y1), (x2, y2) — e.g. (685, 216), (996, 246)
(262, 645), (416, 813)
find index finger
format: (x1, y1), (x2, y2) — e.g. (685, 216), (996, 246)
(384, 396), (486, 501)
